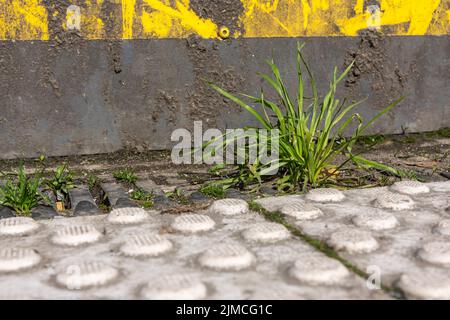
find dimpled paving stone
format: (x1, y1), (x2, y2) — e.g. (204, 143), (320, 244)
(141, 274), (207, 300)
(107, 207), (149, 224)
(289, 254), (350, 285)
(199, 243), (254, 271)
(0, 217), (40, 236)
(56, 262), (119, 290)
(51, 225), (102, 247)
(0, 248), (41, 273)
(171, 214), (215, 233)
(436, 219), (450, 236)
(375, 191), (415, 211)
(305, 188), (345, 202)
(280, 202), (323, 220)
(352, 209), (399, 231)
(242, 222), (290, 243)
(209, 198), (249, 216)
(391, 180), (430, 195)
(398, 269), (450, 299)
(418, 241), (450, 266)
(120, 234), (173, 257)
(328, 228), (379, 254)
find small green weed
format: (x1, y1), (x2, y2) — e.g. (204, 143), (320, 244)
(206, 42), (402, 192)
(113, 168), (138, 184)
(166, 188), (190, 205)
(0, 165), (49, 216)
(44, 164), (75, 201)
(130, 188), (154, 209)
(199, 184), (226, 198)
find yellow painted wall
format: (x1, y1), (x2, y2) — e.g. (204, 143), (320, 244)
(1, 0), (449, 40)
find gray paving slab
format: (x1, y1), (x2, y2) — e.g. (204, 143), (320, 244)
(256, 181), (450, 299)
(100, 182), (130, 206)
(0, 206), (387, 299)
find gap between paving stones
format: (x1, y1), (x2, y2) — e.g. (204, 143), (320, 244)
(248, 201), (402, 298)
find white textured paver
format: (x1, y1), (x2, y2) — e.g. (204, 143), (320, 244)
(120, 235), (173, 257)
(55, 261), (119, 290)
(107, 207), (149, 224)
(435, 219), (450, 236)
(375, 191), (415, 211)
(257, 181), (450, 296)
(51, 225), (102, 247)
(352, 208), (398, 231)
(281, 202), (323, 220)
(398, 269), (450, 299)
(171, 214), (215, 233)
(391, 180), (430, 195)
(0, 208), (385, 299)
(418, 241), (450, 266)
(141, 274), (207, 300)
(242, 222), (290, 243)
(306, 188), (345, 202)
(0, 248), (41, 273)
(209, 198), (249, 216)
(198, 243), (255, 271)
(289, 253), (350, 285)
(0, 217), (40, 236)
(0, 181), (445, 299)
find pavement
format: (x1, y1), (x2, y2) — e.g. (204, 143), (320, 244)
(0, 181), (449, 300)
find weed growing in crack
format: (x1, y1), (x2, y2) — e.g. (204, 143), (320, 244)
(44, 164), (74, 208)
(0, 165), (49, 216)
(199, 184), (226, 199)
(206, 42), (403, 192)
(130, 188), (154, 209)
(87, 174), (98, 191)
(166, 188), (190, 205)
(357, 134), (385, 148)
(113, 168), (138, 184)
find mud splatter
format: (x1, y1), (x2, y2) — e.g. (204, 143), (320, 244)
(189, 0), (244, 36)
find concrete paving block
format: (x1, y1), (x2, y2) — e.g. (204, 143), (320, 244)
(100, 182), (129, 206)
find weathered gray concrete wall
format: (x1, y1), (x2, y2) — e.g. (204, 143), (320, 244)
(1, 35), (449, 159)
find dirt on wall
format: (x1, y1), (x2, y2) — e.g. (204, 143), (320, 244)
(184, 0), (246, 127)
(184, 36), (244, 126)
(344, 30), (419, 109)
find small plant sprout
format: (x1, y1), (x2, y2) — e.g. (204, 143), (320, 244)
(206, 42), (403, 192)
(44, 164), (75, 211)
(113, 168), (138, 184)
(199, 184), (226, 199)
(166, 188), (190, 205)
(0, 165), (49, 216)
(130, 188), (154, 209)
(87, 174), (98, 191)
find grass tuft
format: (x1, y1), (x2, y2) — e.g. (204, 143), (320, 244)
(113, 168), (138, 184)
(44, 164), (74, 202)
(130, 188), (154, 209)
(199, 184), (226, 199)
(0, 165), (49, 216)
(205, 42), (403, 192)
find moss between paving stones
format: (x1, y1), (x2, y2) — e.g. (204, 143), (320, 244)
(248, 200), (403, 299)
